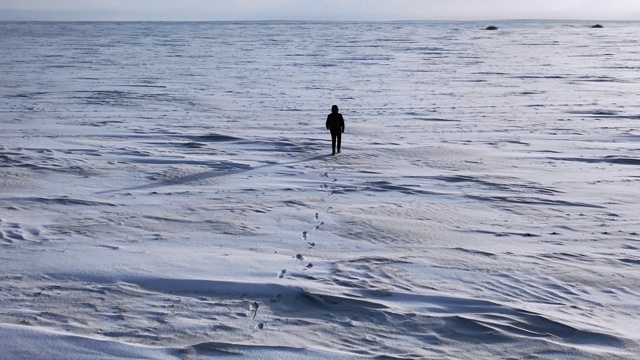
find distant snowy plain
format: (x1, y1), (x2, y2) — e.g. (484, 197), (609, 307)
(1, 21), (640, 359)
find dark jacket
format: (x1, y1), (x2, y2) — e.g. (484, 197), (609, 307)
(326, 112), (345, 133)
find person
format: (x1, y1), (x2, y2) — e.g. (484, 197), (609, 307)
(326, 105), (345, 155)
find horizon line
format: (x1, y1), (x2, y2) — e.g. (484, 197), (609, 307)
(0, 18), (631, 23)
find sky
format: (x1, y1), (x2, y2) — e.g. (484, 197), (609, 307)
(1, 0), (639, 21)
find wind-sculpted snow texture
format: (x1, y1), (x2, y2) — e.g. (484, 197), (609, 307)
(1, 21), (640, 359)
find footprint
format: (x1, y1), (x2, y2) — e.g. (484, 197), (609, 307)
(277, 269), (287, 279)
(249, 301), (259, 319)
(27, 228), (41, 236)
(307, 242), (316, 248)
(322, 172), (329, 178)
(295, 254), (304, 261)
(315, 221), (324, 230)
(314, 212), (319, 220)
(269, 293), (282, 303)
(301, 231), (308, 241)
(303, 263), (313, 270)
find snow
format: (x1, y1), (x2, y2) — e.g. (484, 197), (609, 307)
(1, 20), (639, 359)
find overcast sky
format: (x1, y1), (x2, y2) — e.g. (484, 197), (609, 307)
(1, 0), (639, 21)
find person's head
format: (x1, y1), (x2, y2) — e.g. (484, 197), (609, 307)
(331, 105), (339, 113)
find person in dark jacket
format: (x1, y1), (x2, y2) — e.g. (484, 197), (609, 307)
(326, 105), (345, 155)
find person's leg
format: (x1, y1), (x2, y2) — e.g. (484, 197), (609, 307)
(331, 133), (337, 154)
(336, 133), (342, 153)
